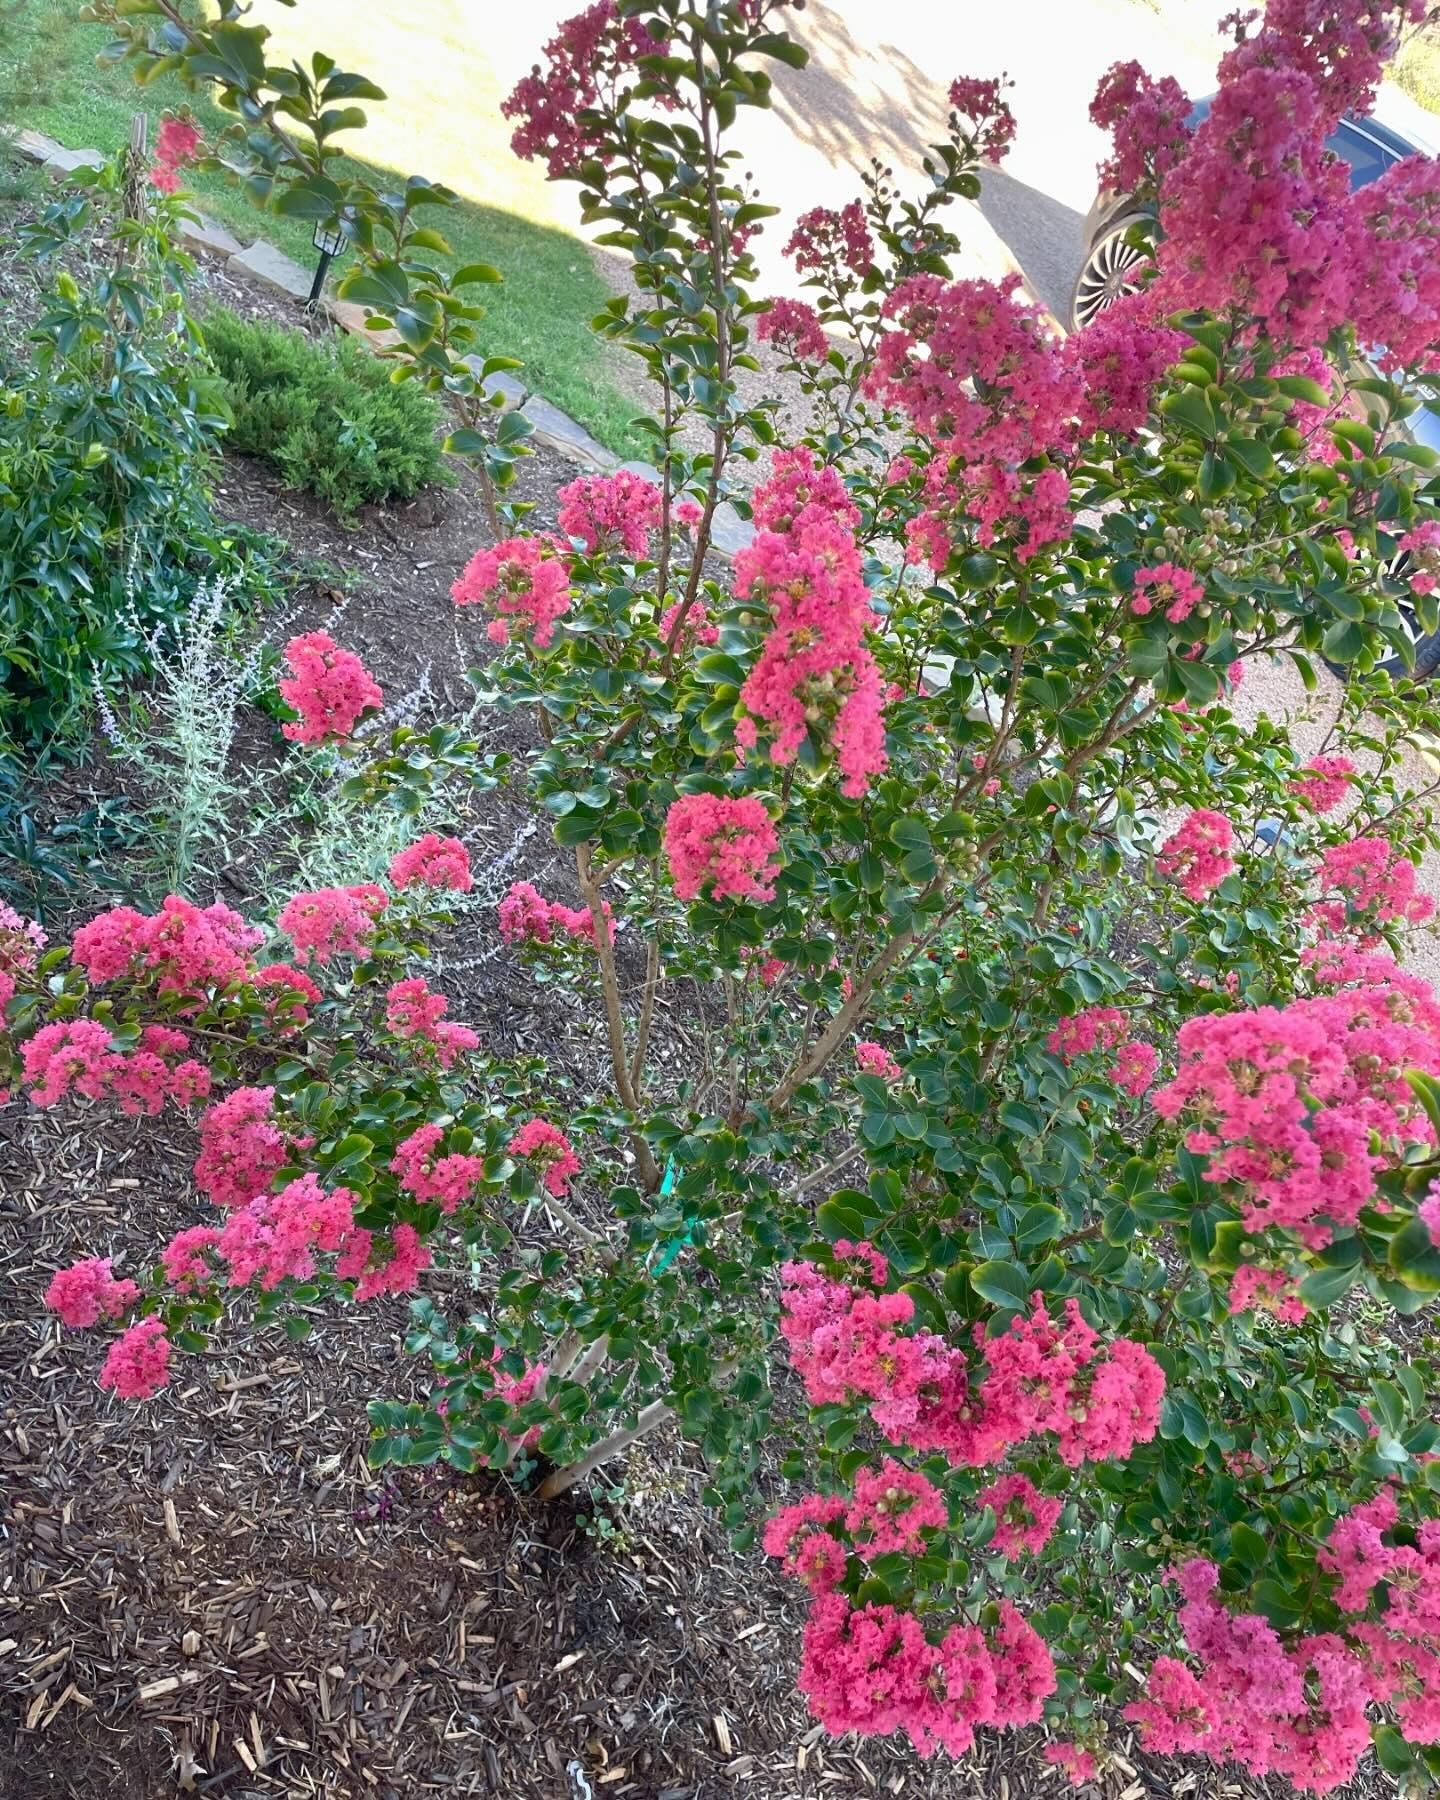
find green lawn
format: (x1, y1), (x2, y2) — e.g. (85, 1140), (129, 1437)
(0, 0), (650, 456)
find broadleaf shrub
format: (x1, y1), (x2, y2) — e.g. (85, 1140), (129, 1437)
(20, 0), (1440, 1791)
(0, 153), (229, 756)
(203, 310), (448, 517)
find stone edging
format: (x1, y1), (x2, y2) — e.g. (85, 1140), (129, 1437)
(10, 127), (756, 558)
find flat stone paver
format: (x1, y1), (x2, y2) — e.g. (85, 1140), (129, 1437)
(519, 395), (615, 473)
(228, 239), (313, 301)
(177, 213), (243, 257)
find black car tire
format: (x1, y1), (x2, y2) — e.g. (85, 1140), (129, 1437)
(1070, 215), (1152, 332)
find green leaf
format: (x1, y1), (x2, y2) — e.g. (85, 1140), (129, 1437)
(1298, 1261), (1359, 1309)
(970, 1260), (1032, 1309)
(454, 262), (504, 286)
(817, 1198), (869, 1242)
(751, 32), (809, 68)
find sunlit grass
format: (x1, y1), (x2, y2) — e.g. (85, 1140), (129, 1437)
(0, 0), (649, 455)
(1394, 24), (1440, 116)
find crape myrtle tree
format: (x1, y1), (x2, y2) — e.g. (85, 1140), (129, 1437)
(18, 0), (1440, 1787)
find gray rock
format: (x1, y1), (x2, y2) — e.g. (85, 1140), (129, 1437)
(615, 458), (663, 485)
(708, 501), (755, 559)
(228, 238), (314, 301)
(43, 146), (107, 179)
(177, 213), (243, 257)
(13, 129), (62, 164)
(519, 395), (616, 473)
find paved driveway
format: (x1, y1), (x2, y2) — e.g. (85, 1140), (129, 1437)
(484, 0), (1229, 317)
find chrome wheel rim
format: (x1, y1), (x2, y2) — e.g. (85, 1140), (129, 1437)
(1072, 228), (1149, 329)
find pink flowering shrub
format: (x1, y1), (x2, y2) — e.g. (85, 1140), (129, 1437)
(59, 0), (1440, 1789)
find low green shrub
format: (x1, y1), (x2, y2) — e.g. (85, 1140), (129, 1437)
(203, 309), (449, 517)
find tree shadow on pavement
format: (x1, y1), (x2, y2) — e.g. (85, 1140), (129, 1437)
(769, 0), (1085, 326)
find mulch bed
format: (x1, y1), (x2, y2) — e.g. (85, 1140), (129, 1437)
(0, 202), (1394, 1800)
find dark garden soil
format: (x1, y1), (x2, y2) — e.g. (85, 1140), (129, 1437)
(0, 210), (1392, 1800)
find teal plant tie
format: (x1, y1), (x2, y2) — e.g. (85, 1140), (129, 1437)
(650, 1155), (699, 1274)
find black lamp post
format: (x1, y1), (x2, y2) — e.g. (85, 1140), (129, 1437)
(307, 217), (349, 308)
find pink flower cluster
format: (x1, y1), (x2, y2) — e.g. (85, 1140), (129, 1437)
(0, 901), (45, 1012)
(1124, 1543), (1433, 1794)
(1228, 1264), (1309, 1325)
(502, 0), (667, 178)
(1221, 0), (1423, 131)
(751, 447), (859, 536)
(160, 1173), (428, 1307)
(1157, 809), (1235, 901)
(1090, 59), (1193, 194)
(452, 537), (573, 649)
(278, 633), (383, 746)
(509, 1117), (581, 1197)
(1044, 1742), (1099, 1787)
(46, 1257), (139, 1329)
(1132, 562), (1203, 623)
(663, 793), (780, 903)
(193, 1085), (290, 1208)
(1154, 946), (1440, 1246)
(1313, 836), (1434, 937)
(845, 1458), (949, 1555)
(754, 297), (829, 363)
(72, 896), (262, 999)
(796, 1592), (1055, 1757)
(556, 470), (663, 559)
(389, 834), (473, 894)
(98, 1315), (170, 1399)
(1400, 519), (1440, 595)
(21, 1019), (210, 1116)
(213, 1173), (358, 1290)
(496, 881), (611, 949)
(733, 456), (886, 797)
(855, 1041), (902, 1082)
(278, 884), (388, 965)
(947, 74), (1017, 165)
(1290, 755), (1356, 813)
(1046, 1007), (1127, 1060)
(384, 977), (480, 1069)
(779, 1250), (1164, 1469)
(150, 113), (202, 195)
(977, 1472), (1062, 1558)
(868, 273), (1077, 470)
(1047, 1007), (1156, 1096)
(785, 201), (874, 278)
(865, 273), (1078, 565)
(657, 595), (719, 649)
(250, 962), (322, 1033)
(391, 1122), (485, 1213)
(1065, 293), (1186, 437)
